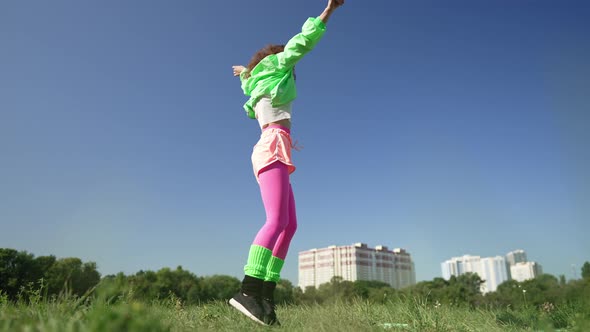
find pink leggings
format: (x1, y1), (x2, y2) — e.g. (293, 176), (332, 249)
(252, 161), (297, 260)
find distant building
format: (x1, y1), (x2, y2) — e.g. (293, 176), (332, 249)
(441, 255), (510, 293)
(480, 256), (510, 293)
(510, 262), (543, 282)
(298, 243), (416, 290)
(442, 249), (545, 293)
(506, 250), (528, 266)
(441, 255), (482, 280)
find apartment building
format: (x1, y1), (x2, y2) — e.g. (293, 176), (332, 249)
(298, 243), (416, 290)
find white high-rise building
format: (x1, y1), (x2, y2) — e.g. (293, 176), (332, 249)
(480, 256), (510, 293)
(442, 249), (543, 293)
(510, 262), (543, 282)
(506, 250), (527, 266)
(441, 255), (510, 293)
(298, 243), (416, 290)
(441, 255), (482, 280)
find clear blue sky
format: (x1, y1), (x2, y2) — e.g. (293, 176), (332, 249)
(1, 0), (589, 284)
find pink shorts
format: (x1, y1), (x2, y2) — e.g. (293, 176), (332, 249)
(251, 125), (296, 181)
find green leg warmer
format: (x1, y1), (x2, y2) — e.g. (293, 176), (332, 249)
(244, 245), (272, 279)
(264, 256), (285, 282)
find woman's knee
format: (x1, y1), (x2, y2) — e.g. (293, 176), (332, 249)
(286, 220), (297, 234)
(265, 215), (290, 232)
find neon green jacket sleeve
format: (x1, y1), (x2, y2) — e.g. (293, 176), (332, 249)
(276, 17), (327, 71)
(238, 17), (327, 119)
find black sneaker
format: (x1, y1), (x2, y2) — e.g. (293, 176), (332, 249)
(229, 292), (266, 325)
(262, 297), (281, 326)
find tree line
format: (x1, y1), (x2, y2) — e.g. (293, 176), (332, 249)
(2, 248), (589, 311)
(0, 248), (100, 301)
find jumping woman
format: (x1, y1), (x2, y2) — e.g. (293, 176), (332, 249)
(230, 0), (344, 325)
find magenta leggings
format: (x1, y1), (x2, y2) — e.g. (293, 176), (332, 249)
(252, 161), (297, 260)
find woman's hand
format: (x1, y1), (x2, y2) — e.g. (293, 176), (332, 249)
(328, 0), (345, 10)
(232, 65), (246, 77)
(320, 0), (344, 24)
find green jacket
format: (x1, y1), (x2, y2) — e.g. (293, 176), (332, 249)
(240, 17), (327, 119)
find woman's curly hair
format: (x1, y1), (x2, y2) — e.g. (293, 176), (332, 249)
(244, 44), (285, 78)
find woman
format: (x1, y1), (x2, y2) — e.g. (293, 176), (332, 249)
(230, 0), (344, 325)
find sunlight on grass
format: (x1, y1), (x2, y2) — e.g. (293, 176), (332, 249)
(1, 292), (589, 332)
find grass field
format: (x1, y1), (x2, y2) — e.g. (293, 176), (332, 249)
(2, 294), (589, 332)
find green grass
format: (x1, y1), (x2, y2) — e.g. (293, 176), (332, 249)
(1, 296), (589, 332)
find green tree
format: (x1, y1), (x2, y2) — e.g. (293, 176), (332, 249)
(34, 256), (56, 278)
(129, 270), (159, 301)
(563, 277), (590, 308)
(152, 266), (200, 303)
(367, 286), (396, 304)
(520, 274), (560, 307)
(352, 280), (391, 299)
(294, 286), (322, 305)
(582, 261), (590, 280)
(489, 280), (523, 308)
(317, 276), (355, 303)
(0, 249), (40, 301)
(199, 275), (240, 302)
(45, 257), (100, 297)
(445, 273), (484, 307)
(95, 272), (130, 303)
(275, 279), (295, 304)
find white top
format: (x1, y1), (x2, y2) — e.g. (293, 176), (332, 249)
(254, 96), (292, 129)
